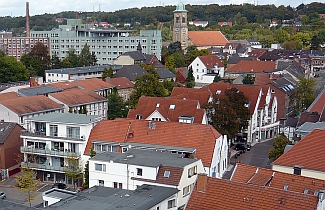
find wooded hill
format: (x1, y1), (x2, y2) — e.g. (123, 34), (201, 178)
(1, 2), (325, 33)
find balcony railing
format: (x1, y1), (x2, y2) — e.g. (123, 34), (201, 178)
(21, 162), (73, 172)
(20, 130), (84, 141)
(20, 146), (80, 157)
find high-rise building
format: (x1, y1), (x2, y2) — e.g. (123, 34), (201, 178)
(30, 19), (162, 65)
(172, 2), (188, 50)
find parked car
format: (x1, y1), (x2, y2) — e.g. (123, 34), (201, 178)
(234, 143), (248, 152)
(52, 183), (66, 189)
(0, 191), (6, 199)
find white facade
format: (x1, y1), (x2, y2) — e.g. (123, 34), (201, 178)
(88, 152), (205, 208)
(208, 135), (228, 177)
(145, 109), (208, 124)
(20, 113), (102, 183)
(189, 57), (225, 87)
(272, 164), (325, 181)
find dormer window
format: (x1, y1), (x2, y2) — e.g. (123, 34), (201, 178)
(156, 103), (160, 108)
(136, 114), (142, 120)
(216, 90), (221, 94)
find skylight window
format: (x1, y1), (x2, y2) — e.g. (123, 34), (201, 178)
(164, 170), (170, 178)
(169, 104), (175, 110)
(216, 90), (221, 94)
(156, 103), (160, 108)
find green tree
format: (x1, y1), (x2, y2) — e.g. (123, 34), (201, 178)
(213, 74), (221, 82)
(102, 67), (114, 80)
(268, 135), (291, 159)
(83, 148), (96, 189)
(165, 55), (176, 69)
(293, 77), (316, 115)
(310, 35), (321, 50)
(242, 74), (255, 84)
(185, 66), (195, 88)
(28, 42), (50, 76)
(204, 87), (250, 139)
(65, 153), (83, 190)
(62, 49), (79, 68)
(273, 29), (289, 44)
(162, 79), (175, 96)
(20, 54), (40, 76)
(107, 87), (129, 120)
(0, 50), (5, 58)
(129, 74), (167, 108)
(0, 56), (30, 83)
(50, 53), (61, 69)
(79, 44), (94, 66)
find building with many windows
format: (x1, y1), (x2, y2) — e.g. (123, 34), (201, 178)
(20, 113), (102, 184)
(30, 19), (162, 65)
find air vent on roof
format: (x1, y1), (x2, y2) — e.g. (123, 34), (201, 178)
(164, 170), (170, 178)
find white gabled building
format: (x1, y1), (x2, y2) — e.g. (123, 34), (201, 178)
(20, 113), (102, 185)
(188, 55), (225, 87)
(89, 149), (204, 209)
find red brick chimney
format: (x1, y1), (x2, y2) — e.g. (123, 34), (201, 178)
(196, 173), (208, 192)
(26, 2), (30, 37)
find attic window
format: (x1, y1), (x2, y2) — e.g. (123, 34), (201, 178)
(293, 166), (301, 175)
(216, 90), (221, 94)
(136, 114), (142, 120)
(169, 104), (175, 110)
(304, 188), (309, 194)
(284, 184), (289, 190)
(164, 170), (170, 178)
(156, 103), (160, 108)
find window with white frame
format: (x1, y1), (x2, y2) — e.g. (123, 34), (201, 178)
(66, 126), (80, 139)
(95, 163), (106, 172)
(183, 184), (191, 196)
(49, 125), (58, 137)
(188, 165), (197, 177)
(168, 199), (176, 209)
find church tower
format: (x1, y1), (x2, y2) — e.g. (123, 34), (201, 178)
(172, 2), (188, 50)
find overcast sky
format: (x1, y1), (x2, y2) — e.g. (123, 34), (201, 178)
(0, 0), (320, 17)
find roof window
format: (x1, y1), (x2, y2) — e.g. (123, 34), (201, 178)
(164, 170), (170, 178)
(169, 104), (175, 110)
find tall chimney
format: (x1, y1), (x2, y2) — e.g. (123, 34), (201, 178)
(196, 174), (208, 192)
(26, 2), (30, 37)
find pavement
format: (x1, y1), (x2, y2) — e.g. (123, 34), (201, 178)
(223, 138), (275, 179)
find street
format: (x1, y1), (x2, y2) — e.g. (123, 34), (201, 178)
(223, 139), (275, 179)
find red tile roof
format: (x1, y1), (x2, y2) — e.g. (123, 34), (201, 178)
(232, 163), (325, 196)
(127, 96), (205, 124)
(307, 88), (325, 114)
(228, 60), (276, 73)
(49, 87), (107, 106)
(248, 49), (267, 58)
(105, 77), (134, 90)
(132, 166), (182, 186)
(49, 78), (114, 91)
(85, 119), (222, 167)
(0, 92), (22, 101)
(197, 55), (224, 68)
(170, 87), (211, 106)
(273, 129), (325, 172)
(1, 95), (63, 115)
(186, 174), (319, 210)
(234, 85), (262, 114)
(188, 31), (229, 47)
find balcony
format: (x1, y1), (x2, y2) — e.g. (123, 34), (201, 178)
(21, 162), (73, 173)
(21, 130), (84, 142)
(21, 146), (80, 157)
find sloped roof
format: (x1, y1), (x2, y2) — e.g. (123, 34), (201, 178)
(127, 96), (205, 123)
(186, 175), (318, 210)
(0, 92), (22, 101)
(49, 78), (114, 92)
(132, 166), (183, 186)
(170, 87), (211, 106)
(85, 119), (222, 167)
(114, 65), (147, 81)
(1, 95), (63, 115)
(227, 56), (253, 64)
(121, 51), (146, 61)
(273, 129), (325, 172)
(49, 87), (107, 107)
(248, 49), (267, 58)
(157, 68), (176, 79)
(297, 111), (320, 126)
(188, 31), (229, 47)
(231, 163), (325, 196)
(227, 60), (276, 74)
(0, 122), (22, 144)
(105, 77), (134, 90)
(198, 55), (224, 68)
(234, 85), (262, 114)
(307, 88), (325, 114)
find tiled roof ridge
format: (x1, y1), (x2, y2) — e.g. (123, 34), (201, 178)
(307, 87), (325, 112)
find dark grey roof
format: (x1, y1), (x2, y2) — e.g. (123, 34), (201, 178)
(0, 122), (20, 144)
(0, 199), (36, 210)
(114, 65), (147, 81)
(227, 56), (253, 64)
(18, 86), (62, 97)
(45, 65), (123, 74)
(157, 68), (176, 79)
(295, 122), (325, 136)
(271, 77), (295, 96)
(122, 51), (146, 61)
(152, 60), (164, 68)
(285, 117), (298, 127)
(91, 148), (197, 168)
(48, 184), (178, 210)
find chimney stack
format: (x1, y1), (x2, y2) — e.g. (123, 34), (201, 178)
(26, 2), (30, 37)
(196, 174), (208, 192)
